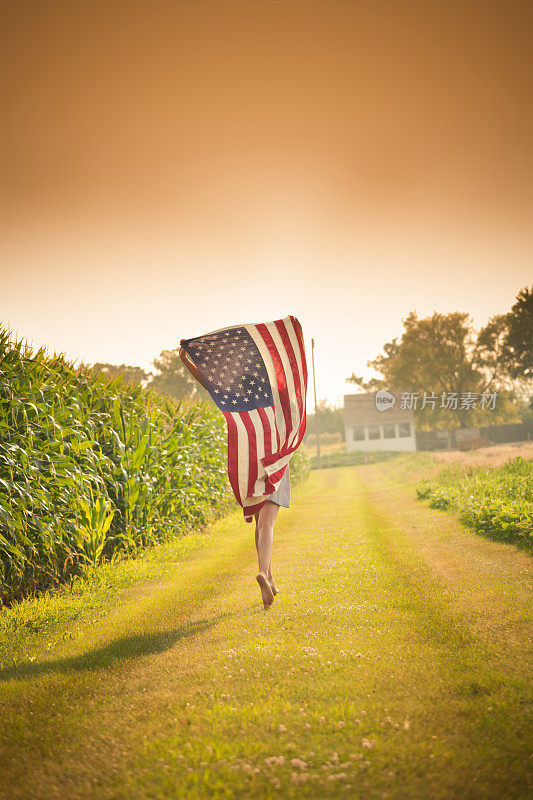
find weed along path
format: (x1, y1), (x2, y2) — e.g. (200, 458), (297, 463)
(0, 464), (531, 800)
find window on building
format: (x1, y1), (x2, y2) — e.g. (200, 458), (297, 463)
(352, 426), (365, 441)
(398, 422), (412, 438)
(367, 425), (381, 440)
(383, 423), (396, 439)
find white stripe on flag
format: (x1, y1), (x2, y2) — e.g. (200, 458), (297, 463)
(284, 317), (306, 448)
(262, 451), (293, 477)
(264, 405), (277, 456)
(264, 320), (300, 446)
(246, 324), (287, 450)
(230, 411), (250, 504)
(243, 493), (269, 510)
(248, 409), (268, 496)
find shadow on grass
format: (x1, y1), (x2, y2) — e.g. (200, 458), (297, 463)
(466, 524), (533, 556)
(0, 612), (233, 682)
(418, 500), (533, 556)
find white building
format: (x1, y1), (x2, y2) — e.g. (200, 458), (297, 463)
(344, 391), (417, 452)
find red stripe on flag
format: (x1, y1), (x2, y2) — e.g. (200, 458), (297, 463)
(257, 406), (272, 460)
(282, 405), (307, 457)
(257, 406), (276, 494)
(244, 498), (269, 519)
(244, 462), (288, 518)
(290, 314), (308, 386)
(255, 323), (293, 447)
(269, 463), (288, 486)
(224, 411), (242, 505)
(275, 318), (303, 423)
(240, 410), (258, 499)
(287, 315), (308, 450)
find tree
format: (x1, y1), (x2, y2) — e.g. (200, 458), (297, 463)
(147, 348), (209, 401)
(305, 400), (345, 441)
(347, 310), (520, 430)
(89, 363), (148, 387)
(474, 285), (532, 403)
(473, 314), (515, 392)
(501, 285), (532, 381)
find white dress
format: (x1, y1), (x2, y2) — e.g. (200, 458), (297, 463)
(267, 463), (291, 508)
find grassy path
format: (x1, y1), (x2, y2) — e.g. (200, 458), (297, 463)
(0, 463), (531, 800)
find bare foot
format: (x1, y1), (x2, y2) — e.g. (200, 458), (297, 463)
(268, 576), (278, 595)
(256, 572), (274, 609)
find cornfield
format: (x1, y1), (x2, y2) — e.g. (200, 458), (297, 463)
(0, 324), (238, 605)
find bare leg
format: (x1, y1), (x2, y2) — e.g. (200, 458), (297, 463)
(255, 501), (279, 608)
(267, 555), (278, 595)
(255, 515), (278, 595)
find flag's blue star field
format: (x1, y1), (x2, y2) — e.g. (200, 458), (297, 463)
(183, 327), (273, 412)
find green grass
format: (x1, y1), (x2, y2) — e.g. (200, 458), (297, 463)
(307, 447), (398, 470)
(416, 456), (533, 550)
(0, 462), (531, 799)
(0, 530), (214, 672)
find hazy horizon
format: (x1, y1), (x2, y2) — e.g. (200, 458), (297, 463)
(2, 1), (532, 404)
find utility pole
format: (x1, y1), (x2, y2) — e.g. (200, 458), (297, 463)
(311, 337), (321, 468)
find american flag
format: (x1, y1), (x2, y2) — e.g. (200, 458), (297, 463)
(181, 314), (307, 522)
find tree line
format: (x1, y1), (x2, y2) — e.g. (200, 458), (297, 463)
(345, 284), (532, 431)
(88, 286), (532, 434)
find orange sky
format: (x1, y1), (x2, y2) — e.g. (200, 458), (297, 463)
(1, 0), (532, 404)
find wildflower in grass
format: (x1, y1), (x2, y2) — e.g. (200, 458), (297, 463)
(290, 758), (307, 768)
(362, 738), (376, 749)
(291, 772), (309, 783)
